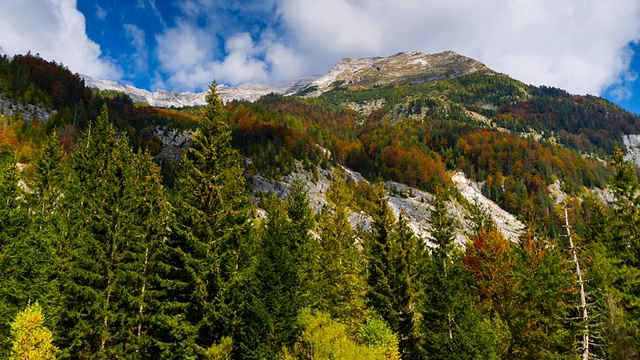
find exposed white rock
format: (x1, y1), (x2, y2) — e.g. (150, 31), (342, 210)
(548, 180), (567, 205)
(250, 162), (523, 246)
(451, 172), (525, 242)
(623, 134), (640, 167)
(0, 93), (55, 121)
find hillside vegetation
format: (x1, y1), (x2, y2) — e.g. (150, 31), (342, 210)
(0, 53), (640, 359)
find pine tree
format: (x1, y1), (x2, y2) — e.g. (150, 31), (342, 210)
(422, 190), (498, 359)
(585, 147), (640, 358)
(151, 83), (253, 358)
(610, 146), (640, 265)
(366, 184), (396, 325)
(0, 158), (30, 356)
(9, 302), (58, 360)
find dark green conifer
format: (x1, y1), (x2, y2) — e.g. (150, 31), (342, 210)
(57, 106), (171, 358)
(151, 83), (253, 358)
(316, 169), (368, 330)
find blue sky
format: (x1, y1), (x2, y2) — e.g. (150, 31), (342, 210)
(1, 0), (640, 114)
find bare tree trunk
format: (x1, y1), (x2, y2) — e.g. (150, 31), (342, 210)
(137, 247), (149, 339)
(565, 206), (589, 360)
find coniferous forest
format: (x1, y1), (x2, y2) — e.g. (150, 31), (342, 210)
(1, 53), (640, 359)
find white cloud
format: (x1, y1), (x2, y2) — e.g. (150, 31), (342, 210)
(155, 21), (215, 74)
(124, 24), (148, 73)
(95, 4), (107, 20)
(0, 0), (121, 80)
(277, 0), (640, 96)
(155, 26), (285, 90)
(153, 0), (640, 96)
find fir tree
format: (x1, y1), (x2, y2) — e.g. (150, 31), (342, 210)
(241, 190), (307, 359)
(365, 184), (396, 325)
(365, 184), (426, 359)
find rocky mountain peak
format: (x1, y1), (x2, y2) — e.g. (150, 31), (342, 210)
(299, 50), (492, 96)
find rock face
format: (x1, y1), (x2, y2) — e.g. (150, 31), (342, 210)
(623, 134), (640, 166)
(81, 75), (319, 108)
(0, 93), (54, 121)
(451, 172), (525, 242)
(250, 161), (525, 245)
(298, 50), (492, 97)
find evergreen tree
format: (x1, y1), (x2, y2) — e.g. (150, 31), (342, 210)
(610, 146), (640, 265)
(584, 147), (640, 358)
(151, 83), (253, 358)
(422, 190), (498, 359)
(366, 184), (396, 325)
(287, 179), (320, 310)
(57, 106), (171, 358)
(316, 169), (368, 330)
(0, 158), (29, 356)
(365, 184), (426, 359)
(241, 188), (310, 359)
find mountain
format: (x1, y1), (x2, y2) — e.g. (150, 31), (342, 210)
(4, 49), (640, 359)
(81, 50), (487, 107)
(81, 74), (319, 107)
(298, 50), (491, 96)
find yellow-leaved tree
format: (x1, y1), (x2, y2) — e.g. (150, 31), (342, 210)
(9, 302), (57, 360)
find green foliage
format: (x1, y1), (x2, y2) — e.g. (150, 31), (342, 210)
(241, 190), (308, 359)
(2, 51), (640, 359)
(365, 184), (427, 358)
(204, 336), (233, 360)
(315, 169), (369, 329)
(151, 83), (252, 358)
(10, 302), (58, 360)
(284, 309), (399, 360)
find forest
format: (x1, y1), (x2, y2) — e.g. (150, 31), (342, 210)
(1, 54), (640, 359)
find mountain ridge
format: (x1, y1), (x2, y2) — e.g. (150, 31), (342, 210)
(82, 50), (489, 107)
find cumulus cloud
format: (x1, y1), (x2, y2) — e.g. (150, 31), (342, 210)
(155, 22), (299, 91)
(0, 0), (121, 79)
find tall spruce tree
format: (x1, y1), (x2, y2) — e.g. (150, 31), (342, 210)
(422, 190), (499, 359)
(151, 83), (253, 358)
(0, 158), (29, 356)
(366, 184), (396, 325)
(240, 184), (313, 359)
(365, 184), (426, 359)
(316, 169), (368, 330)
(57, 106), (171, 358)
(587, 146), (640, 358)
